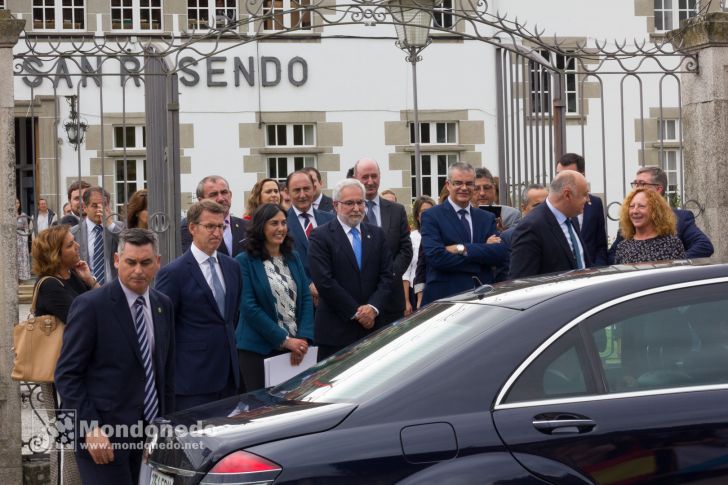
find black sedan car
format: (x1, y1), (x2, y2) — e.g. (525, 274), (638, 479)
(145, 261), (728, 484)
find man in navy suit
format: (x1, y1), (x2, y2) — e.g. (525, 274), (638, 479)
(157, 199), (241, 410)
(285, 170), (335, 305)
(303, 166), (335, 213)
(608, 165), (714, 262)
(353, 158), (412, 322)
(556, 153), (608, 266)
(308, 178), (393, 361)
(420, 162), (509, 305)
(55, 228), (174, 485)
(510, 171), (591, 279)
(180, 175), (247, 257)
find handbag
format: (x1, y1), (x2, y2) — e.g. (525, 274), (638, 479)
(11, 276), (65, 383)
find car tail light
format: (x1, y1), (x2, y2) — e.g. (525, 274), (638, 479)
(202, 451), (282, 484)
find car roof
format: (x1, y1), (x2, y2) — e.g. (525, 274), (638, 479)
(444, 259), (728, 310)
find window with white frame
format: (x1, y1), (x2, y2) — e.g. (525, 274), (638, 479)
(530, 50), (579, 115)
(268, 156), (316, 185)
(411, 153), (458, 199)
(432, 0), (453, 29)
(33, 0), (85, 30)
(0, 1), (6, 9)
(659, 118), (679, 141)
(262, 0), (311, 31)
(188, 0), (237, 30)
(265, 124), (316, 184)
(654, 0), (697, 32)
(111, 0), (162, 31)
(114, 125), (146, 149)
(660, 149), (681, 204)
(409, 122), (457, 144)
(115, 159), (147, 214)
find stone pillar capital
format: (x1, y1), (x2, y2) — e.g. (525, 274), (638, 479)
(668, 12), (728, 53)
(0, 10), (25, 48)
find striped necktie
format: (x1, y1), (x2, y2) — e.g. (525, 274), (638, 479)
(92, 224), (105, 285)
(300, 212), (313, 238)
(133, 296), (158, 422)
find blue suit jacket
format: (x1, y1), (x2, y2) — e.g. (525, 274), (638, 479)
(420, 202), (509, 305)
(308, 220), (393, 347)
(509, 202), (591, 279)
(55, 279), (175, 444)
(235, 250), (314, 355)
(581, 194), (608, 266)
(608, 208), (714, 263)
(155, 249), (241, 397)
(286, 207), (335, 279)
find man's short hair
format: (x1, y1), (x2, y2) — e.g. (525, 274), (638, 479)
(557, 153), (586, 174)
(118, 228), (159, 256)
(39, 197), (47, 203)
(82, 186), (111, 206)
(195, 175), (229, 199)
(636, 165), (668, 193)
(474, 167), (494, 183)
(333, 179), (366, 201)
(187, 199), (226, 225)
(520, 183), (546, 206)
(67, 180), (91, 200)
(285, 170), (314, 189)
(448, 162), (475, 180)
(302, 166), (322, 184)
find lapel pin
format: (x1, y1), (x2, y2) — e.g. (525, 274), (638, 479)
(157, 307), (162, 314)
(367, 234), (371, 239)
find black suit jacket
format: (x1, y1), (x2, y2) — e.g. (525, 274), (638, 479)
(509, 202), (591, 279)
(308, 220), (393, 347)
(316, 194), (334, 213)
(367, 198), (412, 321)
(286, 207), (335, 279)
(55, 279), (175, 446)
(581, 194), (608, 266)
(180, 215), (247, 257)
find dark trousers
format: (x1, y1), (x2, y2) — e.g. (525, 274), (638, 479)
(238, 348), (285, 392)
(174, 377), (237, 412)
(76, 443), (143, 485)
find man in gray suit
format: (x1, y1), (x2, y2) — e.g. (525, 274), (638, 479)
(70, 186), (121, 285)
(472, 167), (521, 231)
(353, 158), (412, 323)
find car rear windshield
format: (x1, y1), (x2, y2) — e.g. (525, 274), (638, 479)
(270, 302), (518, 403)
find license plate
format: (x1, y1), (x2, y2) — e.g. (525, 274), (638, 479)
(150, 469), (174, 485)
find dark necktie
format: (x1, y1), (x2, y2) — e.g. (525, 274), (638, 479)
(133, 297), (158, 422)
(350, 227), (362, 269)
(92, 224), (105, 285)
(565, 219), (584, 269)
(300, 212), (313, 238)
(458, 209), (471, 243)
(366, 200), (379, 226)
(207, 257), (226, 316)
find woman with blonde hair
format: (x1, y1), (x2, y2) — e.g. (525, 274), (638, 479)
(244, 178), (281, 220)
(614, 188), (685, 264)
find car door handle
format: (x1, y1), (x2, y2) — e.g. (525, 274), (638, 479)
(532, 418), (596, 434)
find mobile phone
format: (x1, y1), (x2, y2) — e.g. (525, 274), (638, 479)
(478, 205), (502, 218)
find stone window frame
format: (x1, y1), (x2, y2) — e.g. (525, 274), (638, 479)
(32, 0), (86, 32)
(385, 109), (484, 202)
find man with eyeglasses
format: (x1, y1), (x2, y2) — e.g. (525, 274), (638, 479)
(180, 175), (247, 257)
(472, 167), (521, 231)
(607, 165), (713, 262)
(420, 162), (508, 305)
(308, 178), (393, 361)
(157, 199), (242, 408)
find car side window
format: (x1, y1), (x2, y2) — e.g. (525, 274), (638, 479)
(588, 284), (728, 394)
(504, 327), (594, 404)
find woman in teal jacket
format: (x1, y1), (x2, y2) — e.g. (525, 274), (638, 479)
(235, 203), (314, 391)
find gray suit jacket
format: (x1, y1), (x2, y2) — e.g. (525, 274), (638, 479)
(501, 205), (522, 230)
(71, 218), (121, 282)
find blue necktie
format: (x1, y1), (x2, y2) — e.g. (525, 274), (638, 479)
(92, 224), (105, 285)
(133, 297), (158, 422)
(351, 227), (362, 270)
(565, 219), (584, 269)
(207, 257), (226, 316)
(366, 200), (379, 226)
(458, 209), (472, 243)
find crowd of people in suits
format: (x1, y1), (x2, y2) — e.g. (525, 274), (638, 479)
(26, 153), (714, 485)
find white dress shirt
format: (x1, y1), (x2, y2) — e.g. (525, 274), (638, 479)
(446, 197), (473, 243)
(119, 281), (155, 350)
(191, 243), (227, 293)
(292, 205), (317, 232)
(546, 197), (585, 266)
(365, 195), (382, 227)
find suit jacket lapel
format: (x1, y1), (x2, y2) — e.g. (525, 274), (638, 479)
(543, 207), (577, 268)
(334, 223), (360, 272)
(149, 290), (167, 382)
(379, 199), (391, 232)
(110, 280), (144, 365)
(288, 210), (309, 249)
(219, 256), (237, 320)
(444, 202), (470, 243)
(185, 251), (223, 319)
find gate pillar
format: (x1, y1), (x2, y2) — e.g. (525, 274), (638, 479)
(0, 9), (26, 484)
(669, 13), (728, 259)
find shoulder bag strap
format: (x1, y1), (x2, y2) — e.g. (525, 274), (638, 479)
(30, 276), (63, 315)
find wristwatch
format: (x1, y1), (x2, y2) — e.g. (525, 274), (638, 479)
(456, 244), (465, 255)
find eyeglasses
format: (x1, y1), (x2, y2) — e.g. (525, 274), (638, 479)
(198, 223), (225, 233)
(630, 181), (661, 189)
(337, 200), (365, 207)
(449, 181), (476, 189)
